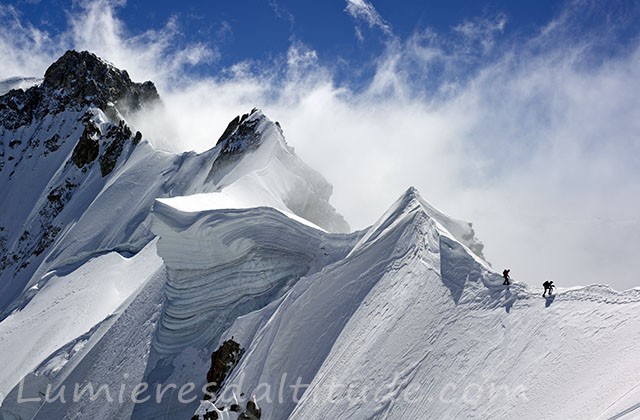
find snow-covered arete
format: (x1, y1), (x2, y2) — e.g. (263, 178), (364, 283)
(192, 188), (640, 420)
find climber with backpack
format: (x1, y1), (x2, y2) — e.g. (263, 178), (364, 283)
(502, 269), (511, 285)
(542, 280), (555, 297)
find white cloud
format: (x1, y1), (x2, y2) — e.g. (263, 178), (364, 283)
(453, 14), (507, 54)
(0, 4), (58, 78)
(344, 0), (392, 40)
(0, 0), (216, 85)
(1, 1), (639, 291)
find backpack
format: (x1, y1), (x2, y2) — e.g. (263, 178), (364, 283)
(542, 281), (550, 288)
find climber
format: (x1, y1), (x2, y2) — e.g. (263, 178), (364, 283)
(542, 280), (555, 297)
(502, 269), (511, 285)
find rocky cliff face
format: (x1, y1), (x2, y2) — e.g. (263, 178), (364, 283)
(0, 50), (157, 314)
(0, 50), (154, 182)
(203, 339), (245, 401)
(42, 50), (159, 117)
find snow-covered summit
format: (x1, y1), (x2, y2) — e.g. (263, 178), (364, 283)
(351, 186), (485, 260)
(186, 107), (350, 233)
(187, 187), (640, 420)
(0, 49), (347, 316)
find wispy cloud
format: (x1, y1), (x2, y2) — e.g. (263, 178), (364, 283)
(344, 0), (392, 41)
(453, 14), (507, 54)
(0, 4), (58, 78)
(269, 0), (295, 31)
(0, 0), (216, 85)
(1, 1), (639, 290)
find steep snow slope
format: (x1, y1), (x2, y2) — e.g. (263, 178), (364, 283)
(118, 203), (359, 419)
(0, 51), (346, 301)
(0, 72), (347, 316)
(0, 50), (162, 314)
(0, 205), (357, 419)
(151, 202), (359, 357)
(0, 255), (168, 420)
(200, 109), (348, 233)
(193, 188), (640, 420)
(0, 240), (161, 409)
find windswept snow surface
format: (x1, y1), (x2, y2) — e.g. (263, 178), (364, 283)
(131, 199), (360, 419)
(0, 255), (168, 420)
(0, 102), (346, 314)
(151, 202), (359, 355)
(191, 188), (640, 420)
(1, 62), (348, 418)
(0, 240), (161, 407)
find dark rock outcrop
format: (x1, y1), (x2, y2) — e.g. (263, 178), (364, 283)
(99, 120), (136, 177)
(238, 400), (262, 420)
(0, 86), (44, 130)
(71, 121), (100, 169)
(44, 133), (61, 155)
(203, 339), (245, 401)
(42, 50), (160, 115)
(207, 109), (263, 183)
(191, 339), (252, 420)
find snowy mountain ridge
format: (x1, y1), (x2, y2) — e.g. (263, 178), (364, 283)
(0, 49), (347, 313)
(1, 51), (640, 420)
(192, 186), (640, 420)
(0, 50), (168, 315)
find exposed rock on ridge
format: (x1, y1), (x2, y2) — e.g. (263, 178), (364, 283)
(0, 50), (159, 132)
(42, 50), (160, 116)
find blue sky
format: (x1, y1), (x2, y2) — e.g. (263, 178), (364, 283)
(10, 0), (560, 75)
(2, 0), (638, 92)
(1, 0), (640, 290)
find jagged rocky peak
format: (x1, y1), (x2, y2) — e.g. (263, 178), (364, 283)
(206, 108), (277, 183)
(216, 108), (269, 151)
(0, 50), (160, 131)
(42, 50), (160, 115)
